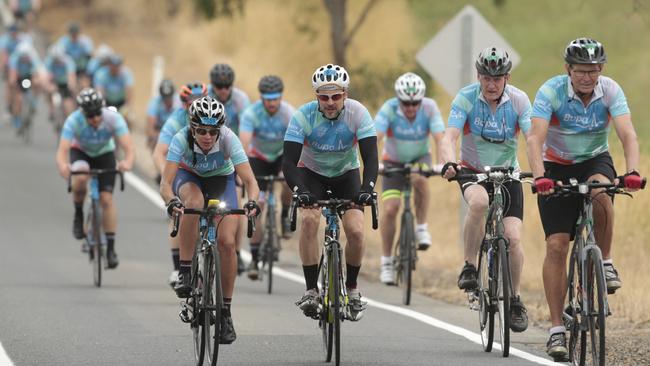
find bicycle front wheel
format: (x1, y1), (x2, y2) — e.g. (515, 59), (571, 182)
(89, 201), (102, 287)
(496, 238), (511, 357)
(583, 250), (606, 365)
(477, 241), (494, 352)
(204, 246), (223, 366)
(331, 243), (341, 366)
(191, 253), (206, 366)
(567, 249), (585, 365)
(399, 211), (414, 305)
(319, 255), (333, 362)
(265, 220), (277, 294)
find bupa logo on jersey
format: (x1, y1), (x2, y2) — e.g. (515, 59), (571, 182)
(562, 113), (605, 131)
(473, 117), (512, 135)
(309, 123), (355, 152)
(393, 123), (427, 140)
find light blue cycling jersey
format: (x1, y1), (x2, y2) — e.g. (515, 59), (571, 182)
(93, 65), (134, 104)
(208, 86), (250, 135)
(284, 99), (376, 177)
(375, 97), (444, 163)
(167, 126), (248, 177)
(55, 34), (93, 72)
(448, 83), (531, 171)
(44, 54), (75, 84)
(0, 33), (32, 55)
(60, 108), (129, 157)
(147, 94), (182, 130)
(8, 50), (42, 79)
(13, 0), (34, 13)
(531, 75), (630, 164)
(157, 107), (188, 145)
(240, 100), (295, 162)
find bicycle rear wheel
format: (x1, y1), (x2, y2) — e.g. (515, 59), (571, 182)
(204, 246), (223, 366)
(496, 238), (511, 357)
(477, 241), (494, 352)
(399, 211), (414, 305)
(567, 250), (585, 365)
(90, 201), (102, 287)
(191, 252), (206, 366)
(582, 250), (606, 366)
(331, 243), (341, 366)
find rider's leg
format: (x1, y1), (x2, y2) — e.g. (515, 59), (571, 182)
(299, 208), (321, 290)
(249, 199), (266, 262)
(412, 175), (430, 225)
(343, 209), (365, 289)
(11, 89), (23, 128)
(503, 217), (524, 295)
(589, 173), (614, 259)
(217, 215), (240, 299)
(380, 196), (400, 257)
(543, 233), (571, 327)
(100, 191), (116, 233)
(178, 183), (203, 263)
(462, 185), (489, 266)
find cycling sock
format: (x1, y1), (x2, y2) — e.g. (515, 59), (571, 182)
(303, 265), (319, 291)
(550, 325), (566, 335)
(74, 202), (83, 218)
(249, 243), (260, 263)
(223, 298), (232, 314)
(171, 248), (180, 271)
(179, 260), (192, 275)
(602, 258), (613, 265)
(105, 232), (115, 252)
(345, 264), (361, 289)
(380, 256), (393, 265)
(281, 205), (289, 218)
(416, 223), (428, 232)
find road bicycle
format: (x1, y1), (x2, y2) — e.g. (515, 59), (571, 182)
(68, 169), (124, 287)
(289, 191), (378, 366)
(254, 175), (285, 294)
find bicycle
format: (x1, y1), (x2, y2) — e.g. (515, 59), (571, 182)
(289, 191), (378, 366)
(16, 77), (36, 143)
(448, 166), (532, 357)
(379, 163), (438, 305)
(171, 199), (254, 366)
(68, 169), (124, 287)
(254, 175), (285, 294)
(535, 177), (645, 365)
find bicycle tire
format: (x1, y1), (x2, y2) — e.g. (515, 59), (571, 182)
(400, 211), (414, 306)
(567, 249), (585, 365)
(91, 200), (102, 287)
(319, 255), (333, 362)
(496, 238), (511, 357)
(191, 252), (206, 366)
(583, 250), (606, 366)
(205, 245), (223, 366)
(266, 209), (276, 294)
(478, 241), (494, 352)
(331, 242), (341, 366)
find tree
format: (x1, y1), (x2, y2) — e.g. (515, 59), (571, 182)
(193, 0), (245, 19)
(323, 0), (379, 68)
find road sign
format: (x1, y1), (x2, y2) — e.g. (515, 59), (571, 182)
(416, 4), (520, 96)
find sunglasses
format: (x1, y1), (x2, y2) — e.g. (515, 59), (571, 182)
(84, 110), (102, 119)
(400, 100), (421, 107)
(213, 84), (231, 90)
(194, 127), (220, 136)
(316, 93), (344, 102)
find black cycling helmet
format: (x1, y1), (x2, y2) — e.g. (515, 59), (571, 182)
(76, 88), (104, 115)
(475, 47), (512, 76)
(159, 79), (175, 98)
(210, 63), (235, 87)
(258, 75), (284, 97)
(68, 22), (80, 34)
(564, 37), (607, 64)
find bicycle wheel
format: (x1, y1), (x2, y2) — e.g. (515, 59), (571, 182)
(265, 210), (277, 294)
(330, 242), (341, 366)
(90, 201), (102, 287)
(399, 211), (414, 305)
(477, 241), (494, 352)
(319, 255), (333, 362)
(191, 252), (206, 366)
(566, 249), (585, 365)
(583, 250), (606, 366)
(204, 245), (223, 366)
(496, 238), (511, 357)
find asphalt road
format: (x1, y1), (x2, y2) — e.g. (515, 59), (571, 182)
(0, 99), (560, 366)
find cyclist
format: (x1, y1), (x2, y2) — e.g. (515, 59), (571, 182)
(441, 47), (532, 333)
(152, 82), (207, 286)
(55, 88), (135, 269)
(44, 46), (77, 123)
(526, 38), (642, 361)
(146, 78), (181, 151)
(239, 75), (295, 279)
(85, 43), (113, 84)
(7, 41), (43, 131)
(93, 54), (134, 126)
(0, 23), (32, 78)
(160, 96), (260, 344)
(55, 22), (94, 88)
(283, 63), (378, 321)
(9, 0), (39, 29)
(375, 71), (445, 285)
(208, 63), (251, 274)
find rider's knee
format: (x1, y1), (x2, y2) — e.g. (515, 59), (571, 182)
(466, 195), (489, 214)
(300, 210), (320, 232)
(546, 235), (570, 258)
(183, 195), (204, 210)
(382, 199), (400, 218)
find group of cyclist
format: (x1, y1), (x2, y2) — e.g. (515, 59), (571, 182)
(39, 27), (642, 361)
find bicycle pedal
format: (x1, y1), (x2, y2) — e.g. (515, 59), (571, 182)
(179, 301), (194, 323)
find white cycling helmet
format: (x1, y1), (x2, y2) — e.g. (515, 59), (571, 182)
(94, 44), (113, 60)
(311, 63), (349, 91)
(394, 72), (426, 102)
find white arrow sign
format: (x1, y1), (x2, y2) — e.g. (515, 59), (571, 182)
(416, 4), (520, 96)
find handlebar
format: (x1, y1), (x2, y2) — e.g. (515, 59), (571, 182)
(288, 192), (379, 232)
(67, 169), (124, 193)
(446, 166), (533, 183)
(170, 205), (255, 239)
(255, 175), (285, 182)
(531, 176), (647, 195)
(380, 164), (441, 178)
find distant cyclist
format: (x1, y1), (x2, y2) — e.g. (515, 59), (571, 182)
(152, 82), (207, 286)
(9, 0), (40, 29)
(160, 96), (260, 344)
(239, 75), (295, 279)
(146, 78), (181, 151)
(441, 47), (532, 333)
(0, 23), (32, 78)
(55, 22), (93, 88)
(55, 88), (135, 269)
(93, 54), (134, 126)
(44, 45), (77, 123)
(7, 41), (44, 131)
(85, 43), (113, 84)
(375, 72), (444, 285)
(283, 63), (378, 321)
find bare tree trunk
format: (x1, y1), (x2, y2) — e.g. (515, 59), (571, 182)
(324, 0), (348, 68)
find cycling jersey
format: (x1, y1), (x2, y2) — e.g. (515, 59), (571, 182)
(55, 34), (93, 73)
(284, 99), (376, 177)
(531, 74), (630, 164)
(239, 100), (295, 162)
(147, 94), (182, 130)
(157, 107), (188, 145)
(8, 51), (42, 79)
(60, 108), (129, 157)
(44, 54), (75, 85)
(208, 85), (250, 135)
(374, 97), (444, 163)
(167, 126), (248, 177)
(0, 33), (32, 56)
(93, 65), (134, 105)
(448, 83), (531, 171)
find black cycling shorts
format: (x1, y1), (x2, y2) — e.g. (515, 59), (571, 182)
(56, 83), (72, 98)
(250, 156), (283, 191)
(69, 148), (117, 193)
(537, 152), (616, 240)
(456, 167), (524, 220)
(301, 168), (362, 211)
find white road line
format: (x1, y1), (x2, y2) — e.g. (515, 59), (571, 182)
(126, 172), (556, 366)
(0, 342), (14, 366)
